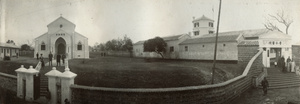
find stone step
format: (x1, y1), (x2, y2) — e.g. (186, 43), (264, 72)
(269, 80), (300, 84)
(269, 82), (300, 87)
(268, 77), (300, 81)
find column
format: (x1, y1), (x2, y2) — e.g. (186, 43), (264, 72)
(15, 65), (27, 98)
(23, 66), (39, 101)
(45, 67), (62, 104)
(58, 65), (76, 104)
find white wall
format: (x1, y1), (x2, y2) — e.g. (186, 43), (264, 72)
(179, 42), (239, 60)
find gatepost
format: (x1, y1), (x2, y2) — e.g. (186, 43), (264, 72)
(15, 65), (27, 98)
(58, 59), (77, 104)
(23, 66), (39, 101)
(45, 67), (62, 104)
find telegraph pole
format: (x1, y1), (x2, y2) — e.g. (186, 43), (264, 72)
(212, 0), (222, 84)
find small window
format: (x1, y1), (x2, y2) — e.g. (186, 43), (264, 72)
(185, 46), (188, 51)
(202, 45), (205, 47)
(209, 22), (213, 27)
(194, 23), (199, 27)
(77, 42), (82, 50)
(209, 31), (214, 34)
(223, 44), (226, 47)
(194, 31), (199, 36)
(41, 42), (46, 51)
(170, 46), (174, 52)
(60, 24), (63, 28)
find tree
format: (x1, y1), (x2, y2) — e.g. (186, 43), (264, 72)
(122, 35), (133, 51)
(6, 40), (15, 45)
(20, 44), (31, 51)
(143, 37), (167, 58)
(264, 10), (293, 34)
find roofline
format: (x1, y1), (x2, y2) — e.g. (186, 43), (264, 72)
(47, 16), (76, 27)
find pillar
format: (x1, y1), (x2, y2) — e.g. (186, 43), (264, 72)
(15, 65), (27, 98)
(23, 66), (39, 101)
(45, 67), (62, 104)
(58, 65), (76, 104)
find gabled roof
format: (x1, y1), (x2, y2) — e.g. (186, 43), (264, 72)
(133, 41), (145, 45)
(259, 30), (291, 39)
(47, 16), (75, 27)
(35, 32), (48, 40)
(193, 15), (214, 22)
(238, 40), (259, 46)
(75, 32), (88, 39)
(163, 34), (188, 41)
(133, 34), (188, 45)
(0, 43), (20, 48)
(180, 34), (241, 45)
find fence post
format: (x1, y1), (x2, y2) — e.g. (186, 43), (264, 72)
(23, 66), (39, 101)
(45, 67), (62, 104)
(58, 61), (77, 104)
(15, 65), (27, 98)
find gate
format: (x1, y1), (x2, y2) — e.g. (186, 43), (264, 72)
(33, 74), (40, 100)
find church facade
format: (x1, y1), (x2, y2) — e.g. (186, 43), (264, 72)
(34, 16), (89, 59)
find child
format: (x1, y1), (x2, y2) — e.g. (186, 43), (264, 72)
(274, 61), (277, 67)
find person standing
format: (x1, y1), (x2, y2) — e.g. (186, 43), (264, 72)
(36, 52), (39, 60)
(62, 54), (66, 64)
(48, 52), (53, 66)
(56, 54), (61, 66)
(287, 56), (291, 72)
(41, 54), (45, 68)
(261, 77), (269, 96)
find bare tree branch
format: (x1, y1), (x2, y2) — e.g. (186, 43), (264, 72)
(264, 10), (293, 34)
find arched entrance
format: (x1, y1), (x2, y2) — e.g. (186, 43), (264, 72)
(55, 37), (66, 56)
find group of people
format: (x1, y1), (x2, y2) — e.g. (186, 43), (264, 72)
(275, 56), (295, 73)
(36, 52), (66, 67)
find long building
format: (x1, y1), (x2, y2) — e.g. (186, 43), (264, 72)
(133, 15), (293, 68)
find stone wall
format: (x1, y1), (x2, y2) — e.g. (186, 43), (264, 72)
(70, 49), (263, 104)
(0, 72), (17, 93)
(238, 44), (259, 66)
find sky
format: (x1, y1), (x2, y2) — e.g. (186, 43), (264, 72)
(1, 0), (300, 46)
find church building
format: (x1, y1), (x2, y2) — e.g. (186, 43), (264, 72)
(34, 16), (89, 59)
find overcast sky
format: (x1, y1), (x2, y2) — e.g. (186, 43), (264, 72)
(2, 0), (300, 46)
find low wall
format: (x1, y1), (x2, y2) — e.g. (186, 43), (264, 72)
(70, 50), (263, 104)
(0, 72), (17, 93)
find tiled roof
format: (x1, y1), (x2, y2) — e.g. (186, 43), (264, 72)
(193, 15), (214, 22)
(133, 34), (187, 45)
(0, 43), (20, 48)
(180, 34), (240, 45)
(238, 40), (259, 46)
(201, 29), (269, 38)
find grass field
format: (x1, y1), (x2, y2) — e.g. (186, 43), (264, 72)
(65, 54), (244, 88)
(0, 54), (244, 88)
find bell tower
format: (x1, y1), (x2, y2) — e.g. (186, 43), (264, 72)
(192, 15), (214, 37)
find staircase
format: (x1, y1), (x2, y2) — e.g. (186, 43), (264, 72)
(266, 67), (300, 89)
(40, 74), (48, 96)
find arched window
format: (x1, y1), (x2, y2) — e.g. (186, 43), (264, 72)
(41, 42), (46, 51)
(77, 42), (82, 50)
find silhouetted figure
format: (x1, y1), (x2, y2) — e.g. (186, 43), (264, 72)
(64, 99), (70, 104)
(261, 77), (269, 96)
(36, 52), (39, 60)
(57, 54), (61, 66)
(62, 54), (66, 64)
(48, 52), (53, 66)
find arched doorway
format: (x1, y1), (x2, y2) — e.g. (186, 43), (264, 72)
(55, 37), (66, 56)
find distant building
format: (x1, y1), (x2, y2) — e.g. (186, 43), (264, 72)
(133, 34), (190, 59)
(34, 16), (89, 59)
(0, 42), (20, 59)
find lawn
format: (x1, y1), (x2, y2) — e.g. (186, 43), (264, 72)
(65, 55), (244, 88)
(0, 57), (41, 76)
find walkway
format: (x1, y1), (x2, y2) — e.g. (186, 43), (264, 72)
(233, 66), (300, 104)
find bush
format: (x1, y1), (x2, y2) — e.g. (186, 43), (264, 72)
(3, 56), (10, 61)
